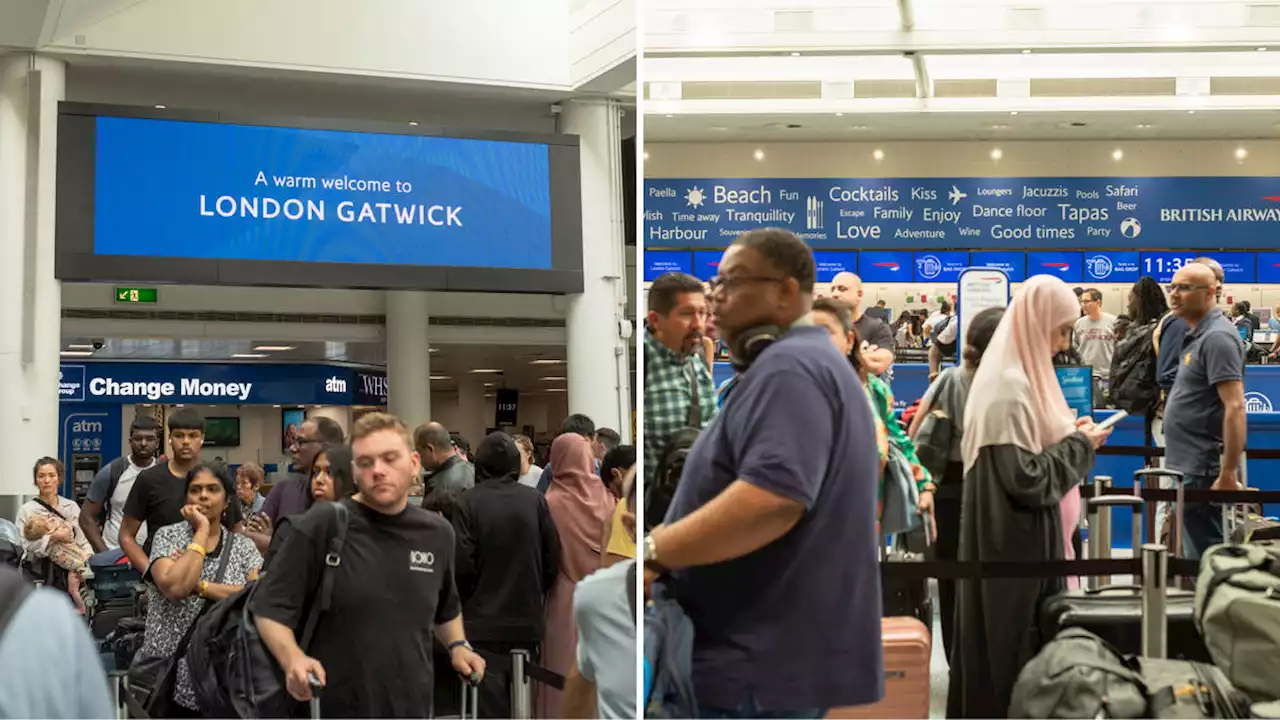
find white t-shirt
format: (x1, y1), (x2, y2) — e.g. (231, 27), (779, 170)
(90, 457), (157, 549)
(927, 312), (959, 344)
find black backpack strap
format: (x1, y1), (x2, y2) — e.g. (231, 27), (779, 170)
(299, 502), (349, 650)
(626, 562), (637, 618)
(31, 497), (66, 520)
(101, 457), (130, 520)
(686, 363), (702, 428)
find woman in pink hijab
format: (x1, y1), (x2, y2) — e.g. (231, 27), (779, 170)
(538, 433), (617, 719)
(946, 275), (1112, 719)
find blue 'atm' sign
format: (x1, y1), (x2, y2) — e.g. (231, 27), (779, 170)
(1027, 252), (1084, 282)
(1084, 251), (1140, 283)
(859, 251), (912, 282)
(643, 251), (691, 281)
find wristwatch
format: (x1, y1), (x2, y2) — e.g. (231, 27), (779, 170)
(643, 534), (669, 575)
(448, 640), (473, 654)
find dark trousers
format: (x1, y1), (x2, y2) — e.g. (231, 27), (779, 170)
(472, 641), (539, 719)
(933, 486), (962, 663)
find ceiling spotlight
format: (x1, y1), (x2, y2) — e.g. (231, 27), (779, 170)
(409, 121), (419, 127)
(989, 123), (1009, 130)
(790, 51), (802, 57)
(1136, 123), (1152, 129)
(850, 125), (869, 130)
(1260, 47), (1269, 52)
(468, 368), (504, 374)
(66, 344), (95, 350)
(753, 148), (765, 161)
(529, 359), (566, 365)
(1021, 49), (1032, 54)
(990, 148), (1003, 161)
(545, 388), (568, 393)
(231, 353), (267, 359)
(429, 375), (451, 380)
(428, 347), (439, 353)
(60, 350), (95, 357)
(1112, 149), (1124, 161)
(253, 345), (296, 352)
(1236, 147), (1249, 160)
(154, 104), (166, 109)
(540, 376), (567, 381)
(835, 112), (844, 117)
(1010, 111), (1019, 116)
(665, 114), (674, 118)
(643, 151), (650, 161)
(872, 148), (885, 161)
(1187, 110), (1196, 114)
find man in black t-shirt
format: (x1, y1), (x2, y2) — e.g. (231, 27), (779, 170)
(829, 271), (895, 377)
(119, 409), (242, 570)
(251, 412), (486, 718)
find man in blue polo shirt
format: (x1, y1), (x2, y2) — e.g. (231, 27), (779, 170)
(1163, 262), (1247, 560)
(642, 228), (883, 717)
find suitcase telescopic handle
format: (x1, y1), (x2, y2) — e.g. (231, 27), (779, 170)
(1087, 495), (1143, 513)
(1134, 468), (1186, 481)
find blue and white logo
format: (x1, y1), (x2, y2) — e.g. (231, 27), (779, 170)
(1086, 254), (1114, 280)
(1120, 217), (1142, 239)
(1245, 391), (1273, 413)
(916, 254), (943, 280)
(59, 366), (86, 402)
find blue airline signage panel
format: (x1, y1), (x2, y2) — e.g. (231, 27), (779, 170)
(643, 251), (693, 281)
(692, 251), (723, 281)
(95, 117), (553, 269)
(59, 363), (388, 405)
(968, 251), (1026, 282)
(1258, 252), (1280, 283)
(1084, 251), (1140, 283)
(1027, 251), (1084, 282)
(1213, 252), (1257, 283)
(1140, 252), (1203, 283)
(812, 251), (858, 282)
(913, 251), (969, 282)
(644, 177), (1280, 249)
(859, 251), (913, 283)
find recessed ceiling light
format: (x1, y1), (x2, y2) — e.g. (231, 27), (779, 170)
(468, 368), (504, 374)
(253, 345), (296, 352)
(989, 124), (1009, 130)
(483, 382), (496, 387)
(154, 104), (166, 109)
(409, 121), (419, 126)
(540, 376), (567, 381)
(835, 112), (844, 117)
(428, 347), (439, 353)
(529, 359), (566, 365)
(1187, 110), (1196, 114)
(990, 148), (1003, 161)
(273, 405), (281, 408)
(1236, 146), (1249, 160)
(850, 125), (869, 130)
(1010, 111), (1019, 116)
(790, 52), (802, 57)
(665, 114), (674, 118)
(232, 353), (268, 359)
(1260, 47), (1269, 52)
(545, 388), (567, 393)
(753, 149), (765, 161)
(429, 375), (451, 380)
(60, 350), (94, 357)
(872, 149), (885, 161)
(1021, 49), (1032, 54)
(484, 394), (495, 399)
(67, 344), (95, 350)
(1136, 123), (1153, 129)
(643, 151), (650, 161)
(1112, 149), (1124, 161)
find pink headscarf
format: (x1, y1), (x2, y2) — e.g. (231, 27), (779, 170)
(546, 434), (617, 583)
(962, 275), (1083, 575)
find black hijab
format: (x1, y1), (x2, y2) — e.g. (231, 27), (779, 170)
(474, 432), (521, 483)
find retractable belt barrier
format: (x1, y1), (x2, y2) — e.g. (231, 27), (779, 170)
(472, 648), (565, 691)
(1096, 445), (1280, 460)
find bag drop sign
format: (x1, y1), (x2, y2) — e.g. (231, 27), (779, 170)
(89, 377), (254, 402)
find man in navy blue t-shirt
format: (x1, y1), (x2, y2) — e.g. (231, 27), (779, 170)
(642, 228), (884, 717)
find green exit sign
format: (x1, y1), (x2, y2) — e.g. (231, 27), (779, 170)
(115, 287), (158, 304)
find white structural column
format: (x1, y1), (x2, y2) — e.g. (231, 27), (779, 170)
(558, 99), (633, 443)
(0, 54), (64, 507)
(385, 291), (432, 432)
(456, 376), (486, 449)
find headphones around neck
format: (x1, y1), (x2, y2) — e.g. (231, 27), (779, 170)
(728, 324), (782, 372)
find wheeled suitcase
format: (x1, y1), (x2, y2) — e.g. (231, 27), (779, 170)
(1039, 475), (1211, 663)
(828, 617), (932, 719)
(880, 518), (933, 627)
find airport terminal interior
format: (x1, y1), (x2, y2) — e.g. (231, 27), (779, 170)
(643, 0), (1280, 715)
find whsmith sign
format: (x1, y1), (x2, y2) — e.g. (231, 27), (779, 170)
(643, 177), (1280, 249)
(59, 363), (389, 406)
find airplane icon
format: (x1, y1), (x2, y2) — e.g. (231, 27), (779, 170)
(949, 186), (968, 205)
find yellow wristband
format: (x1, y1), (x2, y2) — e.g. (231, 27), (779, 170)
(200, 580), (209, 597)
(187, 543), (207, 557)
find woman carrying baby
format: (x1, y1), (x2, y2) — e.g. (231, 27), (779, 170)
(15, 457), (93, 613)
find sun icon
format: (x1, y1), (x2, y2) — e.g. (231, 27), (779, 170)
(685, 186), (705, 208)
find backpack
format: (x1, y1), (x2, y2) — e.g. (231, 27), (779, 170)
(0, 566), (32, 642)
(645, 366), (703, 531)
(187, 502), (349, 718)
(1194, 541), (1280, 702)
(1110, 320), (1161, 415)
(1010, 628), (1248, 719)
(97, 457), (131, 527)
(643, 581), (697, 719)
(931, 315), (956, 355)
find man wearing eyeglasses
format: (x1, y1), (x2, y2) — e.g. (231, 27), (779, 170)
(246, 417), (345, 552)
(1162, 261), (1247, 561)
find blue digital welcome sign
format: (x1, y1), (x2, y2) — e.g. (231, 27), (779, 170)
(56, 106), (584, 293)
